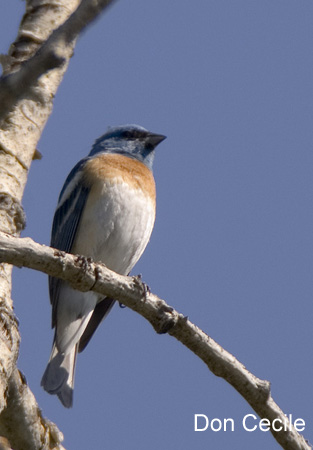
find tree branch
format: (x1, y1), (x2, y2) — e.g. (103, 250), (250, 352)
(0, 0), (118, 447)
(0, 0), (117, 125)
(0, 231), (309, 450)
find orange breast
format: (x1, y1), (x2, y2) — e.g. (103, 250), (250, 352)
(83, 153), (156, 204)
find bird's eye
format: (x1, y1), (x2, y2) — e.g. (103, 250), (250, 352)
(122, 131), (133, 139)
(122, 130), (146, 140)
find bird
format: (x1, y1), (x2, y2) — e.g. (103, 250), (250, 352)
(41, 124), (166, 407)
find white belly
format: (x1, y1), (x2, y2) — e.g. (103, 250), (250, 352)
(72, 180), (155, 275)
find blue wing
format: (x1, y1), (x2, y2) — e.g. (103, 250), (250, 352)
(49, 156), (116, 349)
(49, 159), (90, 328)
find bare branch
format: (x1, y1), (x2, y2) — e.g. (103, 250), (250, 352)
(0, 0), (117, 124)
(0, 231), (309, 450)
(0, 1), (117, 447)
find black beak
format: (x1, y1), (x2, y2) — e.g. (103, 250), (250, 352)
(147, 133), (167, 148)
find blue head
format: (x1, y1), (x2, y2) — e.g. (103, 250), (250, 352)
(88, 124), (166, 171)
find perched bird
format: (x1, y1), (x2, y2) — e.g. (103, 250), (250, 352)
(41, 124), (166, 407)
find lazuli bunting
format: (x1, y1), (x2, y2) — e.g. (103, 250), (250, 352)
(41, 124), (166, 407)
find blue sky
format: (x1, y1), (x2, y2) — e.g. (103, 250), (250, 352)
(1, 1), (313, 449)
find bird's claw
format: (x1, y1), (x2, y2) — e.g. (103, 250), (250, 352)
(133, 274), (151, 300)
